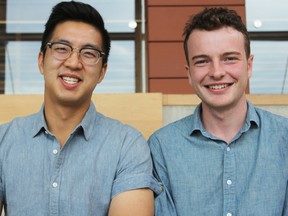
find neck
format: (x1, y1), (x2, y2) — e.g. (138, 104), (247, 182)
(44, 98), (90, 148)
(201, 97), (248, 143)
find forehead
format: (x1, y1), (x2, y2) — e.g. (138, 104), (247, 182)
(51, 21), (103, 47)
(187, 27), (245, 54)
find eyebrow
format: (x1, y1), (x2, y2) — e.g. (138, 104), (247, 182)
(56, 39), (101, 50)
(191, 51), (241, 61)
(223, 51), (241, 56)
(191, 55), (209, 61)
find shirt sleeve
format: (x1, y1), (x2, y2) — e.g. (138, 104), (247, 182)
(283, 184), (288, 215)
(111, 127), (162, 197)
(148, 134), (177, 216)
(0, 125), (5, 202)
(0, 164), (3, 202)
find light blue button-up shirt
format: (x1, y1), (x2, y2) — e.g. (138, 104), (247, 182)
(0, 102), (161, 216)
(149, 101), (288, 216)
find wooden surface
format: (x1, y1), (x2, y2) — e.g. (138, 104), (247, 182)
(149, 79), (192, 94)
(163, 94), (288, 105)
(0, 93), (163, 139)
(0, 93), (286, 138)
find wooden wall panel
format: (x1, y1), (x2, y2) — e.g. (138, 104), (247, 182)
(148, 42), (186, 78)
(147, 7), (202, 42)
(149, 79), (193, 94)
(146, 0), (246, 93)
(147, 6), (246, 41)
(0, 94), (163, 139)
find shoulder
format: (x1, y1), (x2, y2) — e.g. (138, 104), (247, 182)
(148, 114), (194, 147)
(92, 112), (148, 153)
(0, 112), (41, 149)
(0, 113), (38, 134)
(95, 112), (143, 137)
(0, 114), (39, 160)
(252, 107), (288, 144)
(255, 106), (288, 127)
(153, 114), (193, 136)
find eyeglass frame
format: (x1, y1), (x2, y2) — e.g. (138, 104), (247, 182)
(46, 41), (105, 65)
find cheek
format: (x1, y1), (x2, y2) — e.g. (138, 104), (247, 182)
(42, 57), (62, 72)
(84, 70), (101, 85)
(225, 64), (247, 79)
(190, 68), (207, 83)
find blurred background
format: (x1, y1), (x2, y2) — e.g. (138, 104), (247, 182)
(0, 0), (287, 94)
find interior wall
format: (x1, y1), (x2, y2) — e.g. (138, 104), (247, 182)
(145, 0), (246, 93)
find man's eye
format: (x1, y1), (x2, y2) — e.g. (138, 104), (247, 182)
(82, 50), (97, 58)
(225, 56), (238, 62)
(194, 60), (208, 66)
(54, 46), (69, 53)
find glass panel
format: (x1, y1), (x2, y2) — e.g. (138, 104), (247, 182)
(95, 41), (135, 93)
(246, 0), (288, 32)
(5, 41), (43, 94)
(6, 0), (135, 33)
(250, 41), (288, 94)
(5, 41), (135, 94)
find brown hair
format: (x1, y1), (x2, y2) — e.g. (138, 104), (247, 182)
(183, 7), (250, 64)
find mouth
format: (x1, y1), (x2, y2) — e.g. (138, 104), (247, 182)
(61, 76), (81, 85)
(206, 83), (233, 90)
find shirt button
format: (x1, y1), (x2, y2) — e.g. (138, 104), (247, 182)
(227, 147), (231, 151)
(44, 130), (48, 135)
(52, 182), (58, 188)
(53, 149), (58, 155)
(227, 213), (232, 216)
(227, 179), (232, 185)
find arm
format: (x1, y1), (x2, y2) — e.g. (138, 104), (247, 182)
(148, 135), (178, 216)
(283, 183), (288, 216)
(108, 189), (154, 216)
(0, 201), (3, 215)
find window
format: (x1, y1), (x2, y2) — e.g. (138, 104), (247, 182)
(246, 0), (288, 94)
(0, 0), (144, 94)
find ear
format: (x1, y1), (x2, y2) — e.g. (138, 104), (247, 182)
(38, 52), (44, 75)
(97, 63), (108, 84)
(185, 64), (193, 86)
(247, 54), (254, 79)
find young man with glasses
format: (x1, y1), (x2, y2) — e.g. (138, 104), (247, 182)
(148, 7), (288, 216)
(0, 1), (161, 215)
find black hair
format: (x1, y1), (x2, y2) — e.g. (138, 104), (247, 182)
(40, 1), (111, 65)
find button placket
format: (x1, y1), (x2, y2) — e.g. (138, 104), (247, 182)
(52, 182), (58, 188)
(53, 149), (58, 155)
(223, 145), (236, 216)
(49, 139), (63, 215)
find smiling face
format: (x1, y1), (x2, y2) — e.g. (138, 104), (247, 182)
(185, 27), (254, 111)
(38, 21), (107, 107)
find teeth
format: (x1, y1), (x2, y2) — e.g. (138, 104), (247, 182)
(209, 84), (227, 90)
(62, 76), (79, 84)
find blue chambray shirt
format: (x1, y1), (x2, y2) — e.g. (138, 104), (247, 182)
(0, 102), (161, 216)
(149, 101), (288, 216)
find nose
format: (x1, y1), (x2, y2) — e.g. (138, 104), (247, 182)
(64, 49), (82, 68)
(208, 61), (225, 79)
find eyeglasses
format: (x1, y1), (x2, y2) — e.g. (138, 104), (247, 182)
(46, 42), (105, 65)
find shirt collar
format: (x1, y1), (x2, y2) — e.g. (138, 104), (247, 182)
(189, 100), (260, 136)
(31, 102), (98, 140)
(79, 102), (97, 140)
(31, 105), (47, 137)
(241, 100), (260, 132)
(189, 104), (207, 136)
